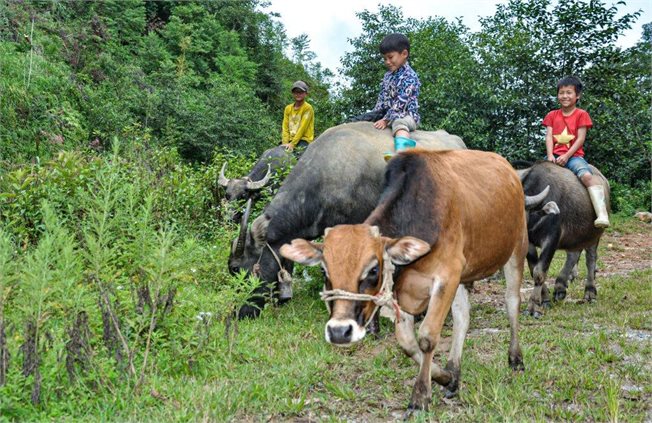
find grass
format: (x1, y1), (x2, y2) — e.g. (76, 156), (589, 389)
(73, 268), (652, 421)
(5, 218), (651, 422)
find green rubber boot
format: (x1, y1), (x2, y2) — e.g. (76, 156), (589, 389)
(384, 136), (416, 161)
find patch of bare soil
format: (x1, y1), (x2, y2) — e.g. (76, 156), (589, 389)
(600, 226), (652, 277)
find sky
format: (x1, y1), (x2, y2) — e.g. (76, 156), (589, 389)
(263, 0), (651, 74)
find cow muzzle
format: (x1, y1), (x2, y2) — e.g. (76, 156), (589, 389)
(325, 318), (366, 346)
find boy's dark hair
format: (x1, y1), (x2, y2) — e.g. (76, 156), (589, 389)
(379, 33), (410, 55)
(557, 75), (583, 95)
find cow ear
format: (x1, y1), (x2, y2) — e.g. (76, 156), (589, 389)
(280, 239), (323, 266)
(385, 236), (430, 265)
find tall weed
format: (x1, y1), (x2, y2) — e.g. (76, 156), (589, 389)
(0, 227), (15, 386)
(15, 201), (82, 404)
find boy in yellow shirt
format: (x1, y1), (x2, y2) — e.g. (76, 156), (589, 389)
(282, 81), (314, 153)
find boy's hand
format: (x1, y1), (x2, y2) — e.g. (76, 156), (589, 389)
(547, 155), (556, 162)
(555, 154), (570, 166)
(284, 144), (294, 152)
(373, 119), (388, 130)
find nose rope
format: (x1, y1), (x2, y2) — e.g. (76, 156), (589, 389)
(320, 250), (403, 328)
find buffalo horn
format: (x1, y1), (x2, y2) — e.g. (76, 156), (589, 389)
(245, 164), (272, 190)
(218, 162), (230, 187)
(234, 198), (253, 258)
(525, 185), (550, 209)
(516, 168), (532, 182)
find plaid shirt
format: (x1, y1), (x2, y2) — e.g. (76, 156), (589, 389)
(372, 62), (420, 124)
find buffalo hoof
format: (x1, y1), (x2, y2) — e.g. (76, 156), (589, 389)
(583, 287), (597, 303)
(553, 288), (567, 301)
(542, 300), (552, 309)
(527, 301), (548, 318)
(509, 355), (525, 372)
(237, 304), (261, 319)
(525, 306), (544, 319)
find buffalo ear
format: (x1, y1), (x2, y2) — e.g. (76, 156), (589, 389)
(280, 239), (323, 266)
(385, 236), (430, 265)
(542, 201), (560, 215)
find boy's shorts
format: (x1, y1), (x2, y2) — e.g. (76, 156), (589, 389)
(554, 155), (593, 178)
(391, 116), (417, 136)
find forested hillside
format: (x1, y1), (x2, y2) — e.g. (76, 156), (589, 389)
(0, 1), (650, 420)
(2, 1), (649, 209)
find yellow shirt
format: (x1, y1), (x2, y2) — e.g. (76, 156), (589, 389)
(282, 102), (314, 146)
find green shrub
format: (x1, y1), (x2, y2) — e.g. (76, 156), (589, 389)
(0, 42), (86, 161)
(610, 180), (651, 215)
(0, 140), (262, 413)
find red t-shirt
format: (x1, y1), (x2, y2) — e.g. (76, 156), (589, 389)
(542, 108), (593, 157)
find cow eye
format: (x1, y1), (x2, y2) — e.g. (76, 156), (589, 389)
(367, 265), (379, 280)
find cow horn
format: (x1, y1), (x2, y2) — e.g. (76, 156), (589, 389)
(245, 164), (272, 191)
(516, 168), (532, 182)
(234, 198), (253, 258)
(218, 162), (230, 187)
(525, 185), (550, 209)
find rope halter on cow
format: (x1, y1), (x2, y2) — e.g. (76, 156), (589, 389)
(319, 249), (402, 328)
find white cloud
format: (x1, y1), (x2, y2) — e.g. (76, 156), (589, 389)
(265, 0), (650, 73)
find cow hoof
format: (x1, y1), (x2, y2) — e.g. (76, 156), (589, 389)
(403, 406), (425, 419)
(442, 385), (458, 399)
(402, 408), (416, 420)
(441, 376), (459, 399)
(408, 381), (431, 411)
(525, 305), (544, 318)
(542, 300), (551, 309)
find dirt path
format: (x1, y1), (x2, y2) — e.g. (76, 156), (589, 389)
(600, 225), (652, 277)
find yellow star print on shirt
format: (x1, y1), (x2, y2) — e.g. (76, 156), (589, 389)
(553, 127), (575, 145)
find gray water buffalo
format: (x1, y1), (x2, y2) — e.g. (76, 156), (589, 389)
(517, 161), (610, 316)
(219, 145), (293, 202)
(229, 122), (467, 318)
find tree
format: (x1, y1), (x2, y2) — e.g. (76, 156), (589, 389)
(582, 22), (651, 189)
(337, 5), (415, 119)
(291, 33), (316, 63)
(473, 0), (642, 159)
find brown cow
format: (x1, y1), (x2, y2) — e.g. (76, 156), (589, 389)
(280, 149), (529, 411)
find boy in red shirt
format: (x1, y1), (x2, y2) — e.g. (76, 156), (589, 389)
(543, 76), (609, 227)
